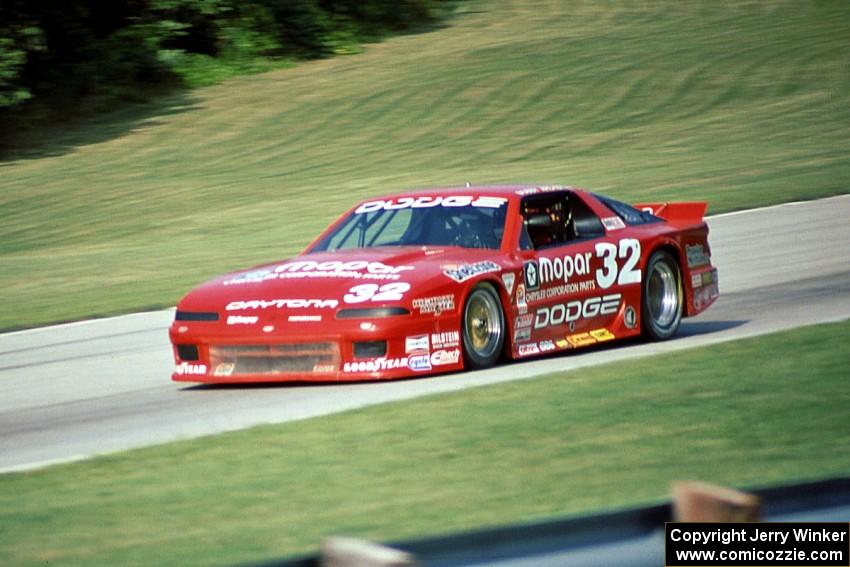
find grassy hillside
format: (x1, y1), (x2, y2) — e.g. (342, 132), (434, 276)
(2, 320), (849, 566)
(1, 0), (848, 330)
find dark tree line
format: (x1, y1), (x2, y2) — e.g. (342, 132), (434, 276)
(0, 0), (448, 116)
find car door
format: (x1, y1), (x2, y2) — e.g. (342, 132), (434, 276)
(517, 191), (632, 352)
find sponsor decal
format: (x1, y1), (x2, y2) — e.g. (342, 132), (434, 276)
(267, 260), (414, 282)
(176, 362), (207, 376)
(344, 282), (411, 303)
(694, 270), (719, 309)
(601, 216), (626, 230)
(535, 238), (641, 291)
(502, 273), (516, 295)
(412, 294), (455, 314)
(277, 260), (412, 275)
(691, 269), (716, 289)
(518, 343), (540, 357)
(214, 363), (235, 377)
(343, 358), (408, 373)
(566, 328), (616, 347)
(407, 354), (432, 372)
(534, 294), (622, 330)
(227, 315), (259, 325)
(289, 315), (322, 322)
(539, 340), (556, 352)
(514, 327), (531, 342)
(312, 364), (336, 373)
(226, 299), (338, 310)
(523, 260), (540, 290)
(431, 330), (460, 349)
(225, 262), (415, 284)
(539, 252), (593, 285)
(566, 333), (597, 348)
(624, 306), (637, 329)
(695, 282), (719, 309)
(590, 328), (616, 342)
(223, 269), (275, 286)
(516, 185), (567, 196)
(590, 329), (617, 343)
(405, 334), (430, 354)
(526, 280), (597, 303)
(514, 314), (533, 329)
(430, 349), (461, 366)
(443, 261), (501, 282)
(355, 196), (507, 214)
(556, 338), (570, 349)
(686, 244), (710, 268)
(262, 325), (275, 333)
(516, 283), (527, 314)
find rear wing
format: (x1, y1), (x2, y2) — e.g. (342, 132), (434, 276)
(632, 201), (708, 228)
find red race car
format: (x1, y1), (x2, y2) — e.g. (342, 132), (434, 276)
(170, 185), (718, 383)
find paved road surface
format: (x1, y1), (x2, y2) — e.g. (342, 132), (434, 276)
(1, 195), (848, 472)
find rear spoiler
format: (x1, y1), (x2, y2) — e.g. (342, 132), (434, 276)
(632, 202), (708, 227)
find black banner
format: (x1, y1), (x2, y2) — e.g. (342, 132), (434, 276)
(666, 523), (849, 566)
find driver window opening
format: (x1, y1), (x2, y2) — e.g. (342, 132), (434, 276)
(520, 193), (604, 250)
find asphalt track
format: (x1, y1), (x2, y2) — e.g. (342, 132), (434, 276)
(1, 195), (849, 473)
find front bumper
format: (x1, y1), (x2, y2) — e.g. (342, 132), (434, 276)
(169, 314), (464, 383)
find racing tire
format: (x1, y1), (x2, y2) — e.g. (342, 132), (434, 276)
(641, 250), (683, 340)
(462, 283), (505, 369)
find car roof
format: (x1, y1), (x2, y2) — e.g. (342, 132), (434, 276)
(370, 184), (584, 201)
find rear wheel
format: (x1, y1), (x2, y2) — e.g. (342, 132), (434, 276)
(641, 250), (683, 340)
(462, 283), (505, 369)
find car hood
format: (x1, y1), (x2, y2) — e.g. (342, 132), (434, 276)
(176, 247), (504, 316)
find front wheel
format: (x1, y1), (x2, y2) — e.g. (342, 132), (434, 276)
(641, 250), (683, 340)
(462, 283), (505, 369)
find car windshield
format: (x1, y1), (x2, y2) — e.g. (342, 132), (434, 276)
(311, 196), (508, 251)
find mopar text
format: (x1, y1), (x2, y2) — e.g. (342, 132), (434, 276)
(275, 260), (413, 275)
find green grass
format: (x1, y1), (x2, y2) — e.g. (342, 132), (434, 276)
(1, 0), (849, 330)
(1, 320), (849, 566)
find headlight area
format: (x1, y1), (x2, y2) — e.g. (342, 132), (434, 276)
(174, 310), (219, 321)
(335, 307), (410, 319)
(337, 307), (403, 371)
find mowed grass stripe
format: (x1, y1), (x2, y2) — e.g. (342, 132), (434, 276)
(1, 0), (848, 330)
(1, 320), (848, 566)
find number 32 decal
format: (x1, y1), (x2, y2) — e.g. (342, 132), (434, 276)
(595, 239), (641, 289)
(344, 282), (411, 304)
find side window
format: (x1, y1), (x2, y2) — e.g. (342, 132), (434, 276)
(570, 197), (605, 240)
(520, 193), (604, 249)
(521, 195), (566, 249)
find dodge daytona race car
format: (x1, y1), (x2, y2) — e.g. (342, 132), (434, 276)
(170, 185), (718, 383)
